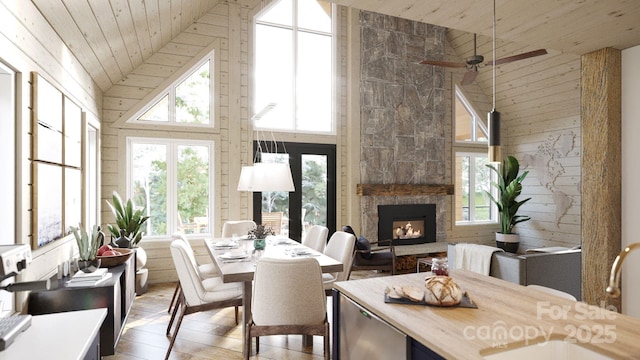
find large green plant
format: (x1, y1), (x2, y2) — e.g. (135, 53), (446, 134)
(106, 191), (150, 247)
(485, 156), (532, 234)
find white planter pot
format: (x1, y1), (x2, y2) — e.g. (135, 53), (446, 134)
(495, 233), (519, 253)
(495, 233), (519, 243)
(135, 246), (147, 271)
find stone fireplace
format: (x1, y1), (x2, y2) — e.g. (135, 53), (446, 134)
(378, 204), (436, 245)
(358, 12), (448, 244)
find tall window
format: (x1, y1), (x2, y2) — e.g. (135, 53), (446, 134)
(128, 138), (213, 237)
(254, 0), (334, 133)
(136, 58), (213, 126)
(453, 86), (494, 224)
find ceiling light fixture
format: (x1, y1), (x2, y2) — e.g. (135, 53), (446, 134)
(237, 103), (295, 192)
(488, 0), (502, 163)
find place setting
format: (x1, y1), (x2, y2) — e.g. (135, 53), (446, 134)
(218, 249), (251, 263)
(285, 246), (320, 258)
(211, 239), (239, 250)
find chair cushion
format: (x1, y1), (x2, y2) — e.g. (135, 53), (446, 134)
(197, 263), (219, 279)
(201, 277), (243, 303)
(356, 236), (372, 259)
(354, 251), (393, 266)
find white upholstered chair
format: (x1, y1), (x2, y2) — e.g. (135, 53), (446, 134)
(167, 232), (218, 313)
(322, 231), (356, 294)
(302, 225), (329, 253)
(166, 240), (243, 360)
(246, 257), (329, 360)
(221, 220), (256, 238)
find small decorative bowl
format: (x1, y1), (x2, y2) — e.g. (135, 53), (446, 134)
(97, 248), (134, 267)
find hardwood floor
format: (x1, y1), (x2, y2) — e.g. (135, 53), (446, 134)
(105, 270), (388, 359)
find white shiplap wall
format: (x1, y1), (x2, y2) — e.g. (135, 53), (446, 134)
(445, 30), (582, 250)
(101, 1), (251, 284)
(100, 0), (350, 284)
(0, 1), (102, 310)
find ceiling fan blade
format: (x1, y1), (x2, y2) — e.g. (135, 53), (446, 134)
(486, 49), (548, 66)
(461, 70), (478, 85)
(418, 59), (467, 68)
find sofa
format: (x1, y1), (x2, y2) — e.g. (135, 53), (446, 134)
(447, 244), (581, 300)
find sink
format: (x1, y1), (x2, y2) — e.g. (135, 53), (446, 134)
(483, 340), (614, 359)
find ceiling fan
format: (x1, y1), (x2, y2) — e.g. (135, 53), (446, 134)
(418, 33), (548, 85)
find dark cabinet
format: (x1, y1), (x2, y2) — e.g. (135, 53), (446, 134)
(28, 255), (135, 356)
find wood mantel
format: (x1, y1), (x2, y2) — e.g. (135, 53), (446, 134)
(356, 184), (454, 196)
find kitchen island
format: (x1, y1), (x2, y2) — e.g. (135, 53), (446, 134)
(332, 270), (640, 359)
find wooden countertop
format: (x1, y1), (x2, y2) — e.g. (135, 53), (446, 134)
(334, 270), (640, 359)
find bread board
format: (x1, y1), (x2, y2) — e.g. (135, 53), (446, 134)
(384, 292), (478, 308)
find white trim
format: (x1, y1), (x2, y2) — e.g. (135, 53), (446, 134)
(252, 0), (335, 135)
(124, 135), (218, 239)
(454, 84), (488, 143)
(113, 40), (221, 133)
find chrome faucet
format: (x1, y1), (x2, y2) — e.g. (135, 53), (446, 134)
(606, 242), (640, 298)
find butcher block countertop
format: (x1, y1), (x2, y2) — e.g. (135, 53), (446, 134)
(334, 270), (640, 359)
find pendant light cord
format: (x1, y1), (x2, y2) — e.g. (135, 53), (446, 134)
(492, 0), (496, 110)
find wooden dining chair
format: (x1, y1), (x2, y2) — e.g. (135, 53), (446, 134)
(221, 220), (256, 238)
(322, 231), (356, 295)
(166, 240), (243, 360)
(167, 232), (219, 314)
(246, 257), (330, 360)
(302, 225), (329, 252)
(342, 225), (396, 278)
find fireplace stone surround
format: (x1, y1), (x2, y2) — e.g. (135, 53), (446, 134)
(359, 12), (448, 244)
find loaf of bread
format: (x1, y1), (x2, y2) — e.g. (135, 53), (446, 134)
(401, 286), (425, 302)
(385, 285), (424, 302)
(424, 276), (463, 306)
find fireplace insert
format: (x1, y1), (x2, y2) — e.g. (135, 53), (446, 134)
(378, 204), (436, 246)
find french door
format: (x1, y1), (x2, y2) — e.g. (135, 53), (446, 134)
(252, 142), (336, 242)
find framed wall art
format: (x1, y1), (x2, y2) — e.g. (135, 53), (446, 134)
(31, 72), (85, 248)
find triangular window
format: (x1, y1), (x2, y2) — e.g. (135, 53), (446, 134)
(136, 58), (212, 126)
(454, 85), (487, 143)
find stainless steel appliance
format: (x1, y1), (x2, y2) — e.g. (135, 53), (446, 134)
(339, 293), (407, 359)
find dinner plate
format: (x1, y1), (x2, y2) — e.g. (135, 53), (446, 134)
(289, 247), (313, 256)
(214, 241), (234, 247)
(220, 251), (249, 260)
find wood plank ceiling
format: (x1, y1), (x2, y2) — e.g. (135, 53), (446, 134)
(29, 0), (640, 93)
(31, 0), (217, 92)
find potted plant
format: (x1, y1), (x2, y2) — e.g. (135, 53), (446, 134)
(485, 156), (532, 253)
(106, 191), (150, 272)
(106, 191), (149, 248)
(71, 224), (103, 273)
(248, 224), (274, 250)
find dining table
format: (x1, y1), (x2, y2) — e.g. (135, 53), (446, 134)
(205, 235), (343, 357)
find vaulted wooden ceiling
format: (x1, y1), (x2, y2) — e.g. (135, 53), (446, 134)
(31, 0), (218, 92)
(30, 0), (640, 94)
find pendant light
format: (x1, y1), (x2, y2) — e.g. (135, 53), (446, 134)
(237, 103), (295, 192)
(488, 0), (502, 163)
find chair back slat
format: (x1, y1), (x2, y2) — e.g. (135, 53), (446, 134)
(302, 225), (329, 252)
(324, 231), (356, 282)
(170, 240), (207, 306)
(252, 257), (326, 326)
(221, 220), (256, 238)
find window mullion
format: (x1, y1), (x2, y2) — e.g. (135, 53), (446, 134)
(167, 143), (177, 234)
(469, 155), (476, 221)
(292, 0), (299, 131)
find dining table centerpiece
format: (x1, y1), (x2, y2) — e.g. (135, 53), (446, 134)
(248, 224), (274, 250)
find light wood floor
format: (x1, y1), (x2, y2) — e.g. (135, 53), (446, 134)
(104, 270), (387, 360)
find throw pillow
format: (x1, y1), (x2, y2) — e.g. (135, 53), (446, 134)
(356, 236), (372, 259)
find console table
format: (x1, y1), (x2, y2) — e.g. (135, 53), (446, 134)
(28, 255), (135, 356)
(0, 309), (106, 360)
